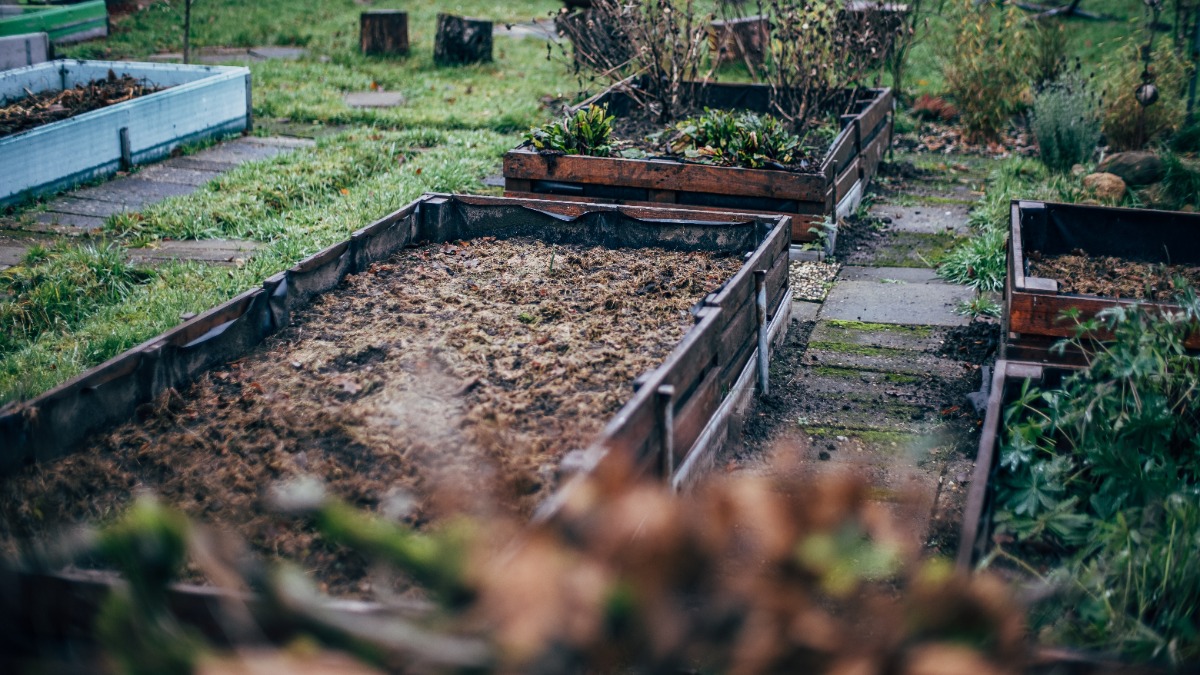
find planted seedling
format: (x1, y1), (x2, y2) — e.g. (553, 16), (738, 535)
(526, 104), (614, 157)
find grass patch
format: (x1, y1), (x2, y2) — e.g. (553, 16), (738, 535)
(0, 243), (152, 357)
(0, 129), (514, 404)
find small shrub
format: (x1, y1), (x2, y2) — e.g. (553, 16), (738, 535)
(526, 104), (614, 157)
(663, 108), (807, 168)
(941, 0), (1034, 142)
(1100, 39), (1192, 151)
(1169, 117), (1200, 153)
(1031, 69), (1101, 172)
(1155, 151), (1200, 210)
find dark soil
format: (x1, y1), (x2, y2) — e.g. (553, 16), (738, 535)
(938, 321), (1000, 365)
(0, 73), (165, 138)
(1027, 250), (1200, 301)
(832, 210), (887, 259)
(0, 238), (741, 596)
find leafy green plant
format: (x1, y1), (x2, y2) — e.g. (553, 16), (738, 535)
(0, 243), (151, 355)
(1032, 69), (1101, 173)
(940, 0), (1034, 142)
(1154, 151), (1200, 210)
(526, 104), (615, 157)
(663, 108), (807, 168)
(990, 294), (1200, 662)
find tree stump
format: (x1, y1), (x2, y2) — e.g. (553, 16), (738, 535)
(361, 10), (409, 57)
(433, 14), (493, 66)
(708, 15), (769, 68)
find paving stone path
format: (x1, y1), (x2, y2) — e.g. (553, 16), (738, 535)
(732, 158), (995, 553)
(0, 135), (313, 270)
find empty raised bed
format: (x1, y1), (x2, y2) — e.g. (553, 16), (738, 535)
(503, 82), (894, 250)
(0, 194), (791, 597)
(0, 59), (251, 206)
(1004, 200), (1200, 364)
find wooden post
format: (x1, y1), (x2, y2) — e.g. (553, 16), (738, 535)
(360, 10), (409, 57)
(434, 14), (493, 66)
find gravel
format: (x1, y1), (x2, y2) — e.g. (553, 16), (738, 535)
(789, 260), (840, 302)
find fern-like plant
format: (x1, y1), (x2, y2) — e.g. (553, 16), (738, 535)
(665, 109), (807, 169)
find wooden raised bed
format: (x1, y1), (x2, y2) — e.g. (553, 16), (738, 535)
(503, 82), (894, 250)
(0, 0), (107, 44)
(1004, 200), (1200, 365)
(956, 360), (1177, 675)
(0, 194), (792, 652)
(0, 59), (251, 206)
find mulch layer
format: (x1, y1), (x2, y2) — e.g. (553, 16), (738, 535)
(1, 73), (164, 138)
(1027, 250), (1200, 301)
(0, 237), (740, 596)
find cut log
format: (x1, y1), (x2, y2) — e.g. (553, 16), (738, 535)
(360, 10), (409, 57)
(433, 14), (493, 66)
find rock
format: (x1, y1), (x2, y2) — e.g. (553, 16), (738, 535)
(1082, 172), (1126, 202)
(1098, 151), (1164, 186)
(1070, 163), (1087, 176)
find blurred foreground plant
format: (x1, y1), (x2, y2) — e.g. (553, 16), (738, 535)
(7, 456), (1030, 674)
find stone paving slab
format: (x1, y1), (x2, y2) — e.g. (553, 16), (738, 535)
(872, 203), (973, 236)
(791, 300), (821, 322)
(126, 239), (264, 266)
(804, 343), (967, 380)
(74, 178), (196, 207)
(808, 319), (943, 353)
(0, 232), (52, 270)
(344, 91), (406, 108)
(820, 266), (972, 327)
(33, 212), (106, 231)
(134, 165), (223, 187)
(40, 196), (128, 218)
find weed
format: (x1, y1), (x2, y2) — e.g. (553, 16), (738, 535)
(526, 104), (614, 157)
(1032, 68), (1102, 172)
(955, 295), (1001, 319)
(990, 294), (1200, 662)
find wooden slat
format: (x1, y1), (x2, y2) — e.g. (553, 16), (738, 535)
(1008, 289), (1200, 349)
(855, 88), (892, 142)
(672, 365), (721, 465)
(504, 149), (829, 202)
(653, 309), (721, 406)
(823, 126), (857, 176)
(834, 158), (860, 203)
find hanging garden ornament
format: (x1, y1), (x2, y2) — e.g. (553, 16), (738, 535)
(1136, 82), (1160, 107)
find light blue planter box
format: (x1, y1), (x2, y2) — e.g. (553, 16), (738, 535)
(0, 59), (251, 206)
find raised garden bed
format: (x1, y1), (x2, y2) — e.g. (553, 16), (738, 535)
(958, 360), (1162, 674)
(0, 59), (251, 206)
(0, 195), (791, 597)
(503, 82), (894, 251)
(0, 0), (107, 44)
(1004, 200), (1200, 364)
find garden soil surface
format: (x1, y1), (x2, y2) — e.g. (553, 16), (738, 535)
(0, 238), (740, 596)
(1027, 250), (1200, 300)
(1, 73), (165, 138)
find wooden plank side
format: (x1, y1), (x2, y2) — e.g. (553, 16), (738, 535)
(652, 309), (721, 408)
(834, 158), (861, 203)
(855, 88), (893, 144)
(672, 365), (721, 466)
(823, 126), (857, 176)
(1008, 289), (1200, 349)
(504, 149), (829, 202)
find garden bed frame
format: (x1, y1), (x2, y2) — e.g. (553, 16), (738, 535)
(0, 59), (251, 206)
(0, 1), (107, 45)
(503, 82), (894, 252)
(0, 193), (792, 653)
(955, 359), (1179, 675)
(1004, 200), (1200, 365)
